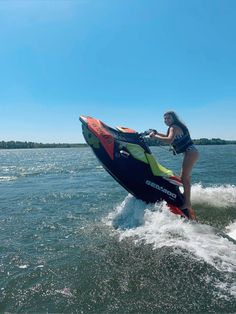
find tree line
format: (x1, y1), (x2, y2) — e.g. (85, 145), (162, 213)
(0, 138), (235, 149)
(0, 141), (87, 149)
(193, 138), (236, 145)
(146, 138), (236, 146)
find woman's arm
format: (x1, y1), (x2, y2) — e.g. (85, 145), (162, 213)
(150, 127), (175, 144)
(154, 131), (166, 137)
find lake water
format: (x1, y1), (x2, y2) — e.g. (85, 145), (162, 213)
(0, 145), (236, 313)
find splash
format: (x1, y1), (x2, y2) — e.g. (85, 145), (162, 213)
(191, 183), (236, 208)
(107, 194), (147, 230)
(107, 194), (236, 275)
(226, 221), (236, 241)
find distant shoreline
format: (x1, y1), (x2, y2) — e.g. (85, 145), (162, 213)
(149, 138), (236, 146)
(0, 141), (87, 149)
(0, 139), (236, 149)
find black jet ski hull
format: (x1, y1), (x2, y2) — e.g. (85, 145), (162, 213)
(80, 116), (187, 216)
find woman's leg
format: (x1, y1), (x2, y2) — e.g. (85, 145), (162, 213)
(180, 149), (199, 209)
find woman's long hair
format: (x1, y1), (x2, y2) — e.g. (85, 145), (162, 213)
(165, 111), (190, 135)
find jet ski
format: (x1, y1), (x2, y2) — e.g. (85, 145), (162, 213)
(80, 115), (192, 218)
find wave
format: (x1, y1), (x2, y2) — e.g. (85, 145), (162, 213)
(108, 183), (236, 230)
(108, 196), (236, 268)
(0, 176), (18, 182)
(226, 221), (236, 241)
(191, 183), (236, 208)
(106, 188), (236, 297)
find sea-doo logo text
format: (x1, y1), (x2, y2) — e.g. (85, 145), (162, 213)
(145, 180), (177, 199)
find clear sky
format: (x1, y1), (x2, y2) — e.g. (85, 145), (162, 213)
(0, 0), (236, 143)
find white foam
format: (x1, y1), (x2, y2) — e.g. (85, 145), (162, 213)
(107, 194), (147, 230)
(55, 288), (74, 298)
(191, 183), (236, 208)
(106, 185), (236, 297)
(226, 220), (236, 241)
(107, 194), (236, 275)
(0, 176), (18, 182)
(18, 265), (29, 269)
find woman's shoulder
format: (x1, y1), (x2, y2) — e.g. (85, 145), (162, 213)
(169, 125), (185, 137)
(171, 124), (183, 133)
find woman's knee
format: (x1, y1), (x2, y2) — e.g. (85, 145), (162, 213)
(181, 174), (191, 185)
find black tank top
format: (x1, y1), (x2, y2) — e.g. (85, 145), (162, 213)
(168, 124), (193, 154)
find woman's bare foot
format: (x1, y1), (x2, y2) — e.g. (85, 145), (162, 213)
(187, 208), (197, 220)
(180, 205), (197, 220)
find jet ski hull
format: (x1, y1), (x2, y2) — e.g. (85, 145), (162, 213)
(80, 116), (187, 216)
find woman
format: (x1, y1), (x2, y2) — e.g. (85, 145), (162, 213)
(150, 111), (199, 219)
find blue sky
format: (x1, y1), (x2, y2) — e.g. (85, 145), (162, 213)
(0, 0), (236, 143)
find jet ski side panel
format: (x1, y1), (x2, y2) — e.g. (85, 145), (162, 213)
(80, 117), (184, 207)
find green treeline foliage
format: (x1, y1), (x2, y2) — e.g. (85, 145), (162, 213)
(0, 139), (235, 149)
(146, 138), (236, 146)
(0, 141), (87, 149)
(193, 138), (236, 145)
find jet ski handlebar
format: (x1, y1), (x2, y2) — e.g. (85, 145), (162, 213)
(140, 129), (157, 137)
